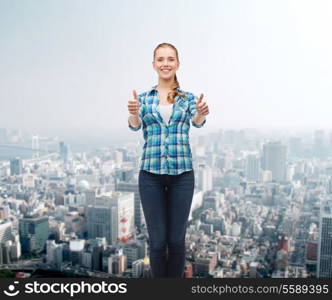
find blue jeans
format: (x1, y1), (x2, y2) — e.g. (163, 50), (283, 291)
(138, 169), (195, 278)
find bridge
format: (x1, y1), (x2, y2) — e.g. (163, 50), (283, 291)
(0, 143), (50, 153)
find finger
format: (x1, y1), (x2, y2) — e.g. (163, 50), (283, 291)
(197, 93), (204, 104)
(199, 109), (209, 116)
(128, 105), (140, 109)
(200, 107), (209, 114)
(198, 102), (207, 108)
(198, 105), (209, 113)
(197, 102), (207, 110)
(133, 90), (138, 101)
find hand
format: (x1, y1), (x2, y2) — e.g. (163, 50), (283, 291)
(196, 93), (209, 116)
(127, 90), (140, 116)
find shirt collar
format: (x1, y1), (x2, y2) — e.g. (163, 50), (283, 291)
(148, 85), (181, 95)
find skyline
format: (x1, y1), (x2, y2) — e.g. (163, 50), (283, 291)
(1, 0), (332, 141)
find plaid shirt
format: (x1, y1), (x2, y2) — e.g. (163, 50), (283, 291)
(128, 85), (206, 175)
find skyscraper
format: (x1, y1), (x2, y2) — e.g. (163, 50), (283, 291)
(116, 181), (144, 230)
(86, 205), (117, 245)
(19, 216), (49, 255)
(10, 157), (23, 176)
(262, 141), (287, 182)
(0, 221), (12, 244)
(86, 191), (135, 245)
(59, 141), (70, 165)
(317, 199), (332, 278)
(32, 135), (39, 158)
(245, 154), (261, 182)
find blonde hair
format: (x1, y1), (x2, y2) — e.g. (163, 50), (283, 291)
(153, 43), (186, 104)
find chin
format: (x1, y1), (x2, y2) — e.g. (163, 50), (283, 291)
(160, 73), (174, 80)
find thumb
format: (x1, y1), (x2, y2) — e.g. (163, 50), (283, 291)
(197, 93), (204, 104)
(133, 89), (138, 101)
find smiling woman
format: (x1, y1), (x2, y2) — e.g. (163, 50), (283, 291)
(126, 42), (209, 279)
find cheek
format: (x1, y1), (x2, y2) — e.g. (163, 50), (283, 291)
(171, 62), (179, 69)
(155, 62), (163, 68)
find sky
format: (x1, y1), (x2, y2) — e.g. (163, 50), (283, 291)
(0, 0), (331, 141)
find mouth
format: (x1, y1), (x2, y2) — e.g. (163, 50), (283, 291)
(161, 69), (171, 73)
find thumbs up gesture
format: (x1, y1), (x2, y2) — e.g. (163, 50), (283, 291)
(128, 90), (140, 116)
(196, 93), (209, 116)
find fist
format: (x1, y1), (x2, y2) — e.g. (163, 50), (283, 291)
(196, 93), (209, 116)
(128, 90), (141, 116)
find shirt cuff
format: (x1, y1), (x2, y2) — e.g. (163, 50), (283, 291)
(128, 120), (141, 131)
(191, 116), (206, 128)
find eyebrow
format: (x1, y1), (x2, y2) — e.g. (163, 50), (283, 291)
(157, 56), (175, 59)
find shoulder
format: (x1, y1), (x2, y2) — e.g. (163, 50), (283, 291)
(137, 91), (153, 104)
(177, 88), (196, 101)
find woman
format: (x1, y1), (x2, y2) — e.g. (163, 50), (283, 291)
(127, 42), (209, 278)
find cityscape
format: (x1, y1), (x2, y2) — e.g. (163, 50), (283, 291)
(0, 126), (332, 278)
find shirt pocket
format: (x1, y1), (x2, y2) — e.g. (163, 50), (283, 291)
(142, 103), (160, 126)
(172, 101), (189, 123)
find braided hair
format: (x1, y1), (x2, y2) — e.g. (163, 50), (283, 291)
(153, 43), (186, 104)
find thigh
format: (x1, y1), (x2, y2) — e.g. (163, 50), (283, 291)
(138, 170), (167, 242)
(166, 170), (195, 242)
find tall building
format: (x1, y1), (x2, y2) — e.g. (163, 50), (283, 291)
(46, 240), (63, 269)
(317, 199), (332, 278)
(197, 164), (213, 192)
(108, 252), (127, 276)
(0, 221), (13, 244)
(10, 157), (23, 176)
(91, 243), (104, 271)
(32, 135), (39, 158)
(59, 141), (70, 164)
(19, 216), (49, 255)
(69, 239), (85, 266)
(132, 259), (144, 278)
(86, 205), (117, 245)
(87, 192), (135, 245)
(116, 181), (143, 230)
(122, 241), (145, 267)
(245, 154), (260, 182)
(262, 141), (287, 182)
(1, 242), (12, 264)
(184, 262), (193, 278)
(277, 235), (289, 252)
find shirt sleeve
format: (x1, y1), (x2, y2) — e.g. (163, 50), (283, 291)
(128, 94), (144, 131)
(188, 93), (206, 128)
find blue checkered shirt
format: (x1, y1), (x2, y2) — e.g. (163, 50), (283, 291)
(128, 85), (206, 175)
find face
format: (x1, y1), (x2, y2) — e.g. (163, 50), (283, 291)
(152, 47), (180, 80)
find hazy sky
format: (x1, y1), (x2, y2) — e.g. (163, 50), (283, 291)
(0, 0), (331, 141)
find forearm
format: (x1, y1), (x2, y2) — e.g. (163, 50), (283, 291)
(128, 114), (141, 128)
(192, 112), (206, 126)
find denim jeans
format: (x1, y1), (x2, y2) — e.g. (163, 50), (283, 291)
(138, 169), (195, 278)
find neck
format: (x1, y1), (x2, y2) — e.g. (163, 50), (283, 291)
(157, 77), (174, 90)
